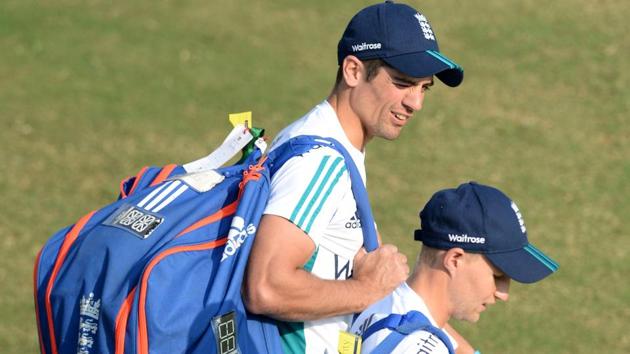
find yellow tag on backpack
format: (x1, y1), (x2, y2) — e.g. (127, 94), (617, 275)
(338, 331), (362, 354)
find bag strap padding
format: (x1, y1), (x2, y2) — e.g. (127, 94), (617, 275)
(363, 310), (455, 354)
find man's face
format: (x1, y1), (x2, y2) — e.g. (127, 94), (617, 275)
(352, 65), (433, 141)
(449, 254), (511, 323)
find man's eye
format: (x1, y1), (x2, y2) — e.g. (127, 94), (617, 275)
(393, 81), (411, 88)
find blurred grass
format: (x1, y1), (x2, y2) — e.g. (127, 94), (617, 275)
(1, 0), (628, 353)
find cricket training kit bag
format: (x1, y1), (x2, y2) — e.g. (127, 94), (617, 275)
(34, 135), (379, 354)
(360, 311), (455, 354)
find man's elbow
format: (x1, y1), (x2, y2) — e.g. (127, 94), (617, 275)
(243, 278), (278, 315)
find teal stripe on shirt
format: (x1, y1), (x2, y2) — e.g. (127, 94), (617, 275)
(303, 246), (319, 272)
(275, 248), (321, 354)
(290, 155), (330, 223)
(304, 164), (347, 233)
(296, 156), (343, 230)
(277, 321), (306, 354)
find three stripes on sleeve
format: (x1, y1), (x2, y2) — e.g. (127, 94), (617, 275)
(289, 155), (347, 234)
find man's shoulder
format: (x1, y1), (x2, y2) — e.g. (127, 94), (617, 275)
(266, 143), (352, 211)
(272, 145), (348, 177)
(353, 285), (454, 354)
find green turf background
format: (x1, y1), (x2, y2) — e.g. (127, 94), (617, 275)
(1, 0), (628, 353)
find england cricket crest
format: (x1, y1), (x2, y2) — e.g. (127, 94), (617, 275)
(77, 292), (101, 354)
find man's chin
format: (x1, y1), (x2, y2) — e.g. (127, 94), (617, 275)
(468, 313), (482, 323)
(378, 129), (403, 141)
(454, 313), (481, 323)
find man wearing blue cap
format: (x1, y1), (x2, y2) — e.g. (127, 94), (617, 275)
(351, 182), (559, 353)
(245, 2), (465, 353)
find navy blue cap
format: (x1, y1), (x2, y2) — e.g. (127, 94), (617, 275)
(337, 1), (463, 87)
(414, 182), (559, 283)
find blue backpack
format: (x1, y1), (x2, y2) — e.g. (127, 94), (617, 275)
(360, 310), (455, 354)
(34, 135), (379, 354)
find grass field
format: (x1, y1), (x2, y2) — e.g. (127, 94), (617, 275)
(1, 0), (628, 353)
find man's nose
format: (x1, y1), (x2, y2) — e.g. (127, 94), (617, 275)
(495, 277), (511, 302)
(403, 89), (424, 112)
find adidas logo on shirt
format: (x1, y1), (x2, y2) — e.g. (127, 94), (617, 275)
(345, 212), (362, 229)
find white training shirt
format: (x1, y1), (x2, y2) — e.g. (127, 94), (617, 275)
(263, 100), (367, 354)
(351, 283), (458, 354)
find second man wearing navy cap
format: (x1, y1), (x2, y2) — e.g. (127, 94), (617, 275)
(244, 2), (465, 353)
(351, 182), (558, 353)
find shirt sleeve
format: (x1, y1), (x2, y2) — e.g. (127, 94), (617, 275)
(264, 146), (351, 244)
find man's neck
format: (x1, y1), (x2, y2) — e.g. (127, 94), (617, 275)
(327, 93), (369, 151)
(406, 271), (450, 327)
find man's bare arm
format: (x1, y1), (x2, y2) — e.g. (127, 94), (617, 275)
(243, 214), (408, 321)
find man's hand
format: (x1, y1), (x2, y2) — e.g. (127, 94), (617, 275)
(352, 244), (409, 305)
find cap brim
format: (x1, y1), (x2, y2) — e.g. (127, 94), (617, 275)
(383, 50), (464, 87)
(485, 244), (559, 284)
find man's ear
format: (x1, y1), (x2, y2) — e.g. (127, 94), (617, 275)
(341, 55), (364, 87)
(443, 248), (465, 277)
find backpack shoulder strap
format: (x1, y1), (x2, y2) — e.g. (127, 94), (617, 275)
(266, 135), (378, 252)
(363, 310), (455, 354)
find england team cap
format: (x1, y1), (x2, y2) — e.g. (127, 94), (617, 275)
(337, 1), (464, 87)
(414, 182), (559, 283)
